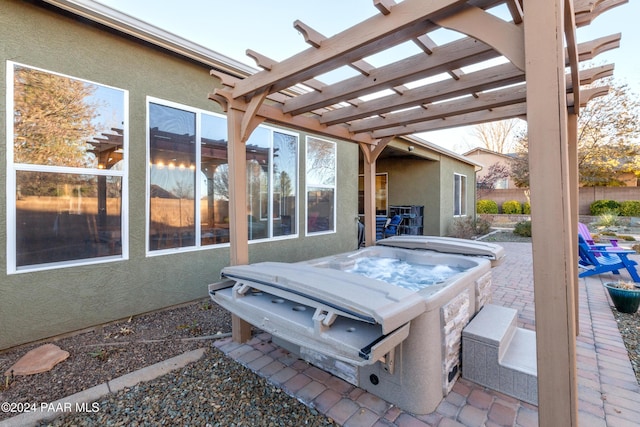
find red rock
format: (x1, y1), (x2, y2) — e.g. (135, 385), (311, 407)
(5, 344), (70, 376)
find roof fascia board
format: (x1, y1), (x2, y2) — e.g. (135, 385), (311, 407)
(42, 0), (257, 77)
(399, 135), (482, 168)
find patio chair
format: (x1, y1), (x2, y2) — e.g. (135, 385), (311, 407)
(578, 235), (640, 282)
(383, 214), (403, 238)
(578, 222), (620, 248)
(375, 215), (388, 240)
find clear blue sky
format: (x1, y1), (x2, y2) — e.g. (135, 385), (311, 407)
(95, 0), (640, 152)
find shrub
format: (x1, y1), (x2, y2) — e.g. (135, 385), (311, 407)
(596, 210), (620, 227)
(522, 202), (531, 214)
(513, 220), (532, 237)
(450, 217), (492, 239)
(502, 200), (522, 214)
(619, 200), (640, 217)
(477, 199), (498, 214)
(475, 217), (492, 235)
(590, 199), (620, 216)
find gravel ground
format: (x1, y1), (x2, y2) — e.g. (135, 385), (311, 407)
(613, 310), (640, 384)
(2, 229), (638, 426)
(41, 349), (336, 426)
(0, 299), (336, 426)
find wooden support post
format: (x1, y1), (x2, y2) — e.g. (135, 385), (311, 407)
(568, 113), (580, 334)
(360, 144), (377, 247)
(227, 107), (252, 343)
(524, 1), (578, 425)
(359, 138), (392, 246)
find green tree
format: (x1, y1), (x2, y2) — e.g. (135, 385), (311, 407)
(13, 66), (101, 196)
(509, 79), (640, 187)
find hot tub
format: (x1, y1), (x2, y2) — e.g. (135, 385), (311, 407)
(209, 237), (503, 414)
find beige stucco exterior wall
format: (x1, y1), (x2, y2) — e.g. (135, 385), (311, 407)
(0, 0), (358, 349)
(465, 149), (516, 189)
(374, 150), (476, 236)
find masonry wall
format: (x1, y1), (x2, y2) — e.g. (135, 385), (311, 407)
(480, 187), (640, 215)
(0, 0), (358, 349)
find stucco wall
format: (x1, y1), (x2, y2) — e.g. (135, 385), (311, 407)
(375, 154), (476, 236)
(438, 156), (477, 235)
(0, 1), (358, 349)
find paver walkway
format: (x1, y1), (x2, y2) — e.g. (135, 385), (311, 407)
(214, 242), (640, 426)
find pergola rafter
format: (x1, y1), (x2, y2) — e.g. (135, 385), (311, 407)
(207, 1), (627, 425)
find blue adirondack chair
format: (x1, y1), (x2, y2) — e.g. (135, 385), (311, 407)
(578, 235), (640, 282)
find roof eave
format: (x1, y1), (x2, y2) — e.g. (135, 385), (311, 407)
(42, 0), (258, 77)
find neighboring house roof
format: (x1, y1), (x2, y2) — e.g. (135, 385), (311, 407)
(462, 147), (515, 161)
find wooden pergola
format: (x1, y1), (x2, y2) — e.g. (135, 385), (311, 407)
(208, 1), (625, 425)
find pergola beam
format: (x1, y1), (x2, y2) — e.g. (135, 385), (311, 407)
(371, 103), (528, 137)
(283, 36), (498, 116)
(434, 5), (525, 71)
(320, 62), (524, 126)
(349, 84), (528, 133)
(574, 0), (628, 27)
(231, 0), (468, 99)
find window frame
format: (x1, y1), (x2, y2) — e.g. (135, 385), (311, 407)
(453, 173), (467, 217)
(358, 172), (388, 217)
(305, 136), (337, 236)
(146, 97), (299, 256)
(6, 61), (129, 274)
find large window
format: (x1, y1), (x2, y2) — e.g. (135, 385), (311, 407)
(7, 62), (127, 272)
(148, 99), (298, 252)
(306, 137), (336, 234)
(454, 173), (467, 216)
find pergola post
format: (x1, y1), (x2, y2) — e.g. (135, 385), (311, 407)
(524, 1), (578, 426)
(359, 138), (391, 247)
(361, 146), (377, 247)
(569, 113), (580, 333)
(226, 107), (252, 342)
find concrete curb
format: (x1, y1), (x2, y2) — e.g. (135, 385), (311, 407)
(0, 348), (207, 427)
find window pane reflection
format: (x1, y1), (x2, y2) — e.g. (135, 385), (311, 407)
(246, 127), (270, 240)
(273, 132), (297, 237)
(13, 65), (125, 168)
(307, 188), (334, 233)
(16, 172), (122, 267)
(201, 113), (229, 245)
(149, 103), (196, 249)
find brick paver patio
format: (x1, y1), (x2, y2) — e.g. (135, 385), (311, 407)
(214, 242), (640, 426)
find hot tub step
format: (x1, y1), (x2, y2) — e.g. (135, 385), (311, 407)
(462, 304), (538, 405)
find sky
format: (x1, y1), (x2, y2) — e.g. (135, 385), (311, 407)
(95, 0), (640, 153)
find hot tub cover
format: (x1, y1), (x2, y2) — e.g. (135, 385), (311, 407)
(218, 262), (426, 333)
(377, 235), (505, 266)
(209, 261), (428, 365)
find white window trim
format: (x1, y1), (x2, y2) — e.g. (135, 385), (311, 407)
(305, 136), (337, 236)
(454, 172), (467, 217)
(6, 61), (129, 274)
(145, 98), (299, 256)
(261, 128), (300, 242)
